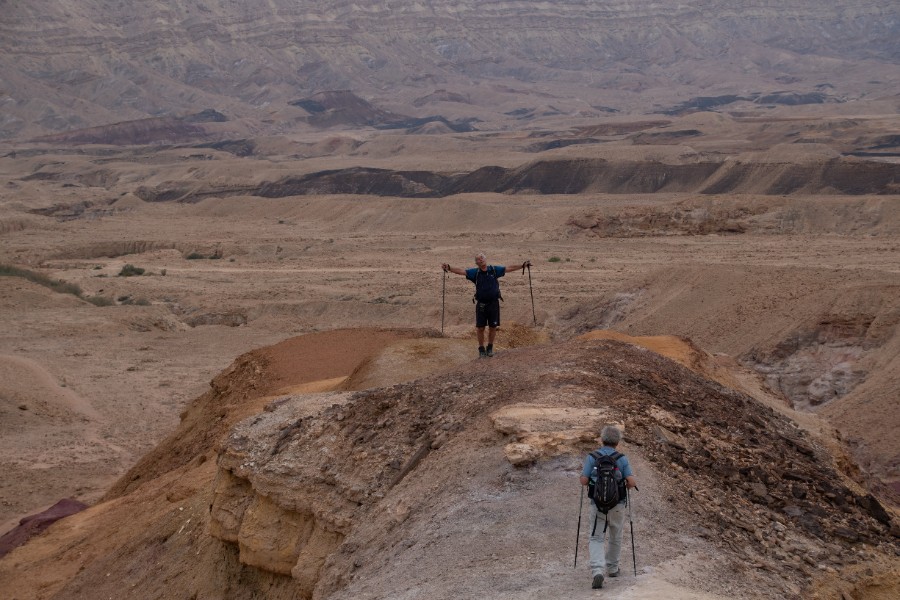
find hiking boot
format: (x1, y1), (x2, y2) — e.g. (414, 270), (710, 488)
(607, 569), (620, 578)
(486, 344), (494, 357)
(478, 346), (487, 358)
(591, 573), (604, 589)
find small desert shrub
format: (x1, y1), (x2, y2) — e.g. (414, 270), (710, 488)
(118, 264), (145, 277)
(0, 263), (82, 296)
(160, 269), (167, 276)
(134, 297), (151, 306)
(54, 280), (82, 295)
(548, 256), (561, 263)
(85, 295), (114, 307)
(186, 252), (204, 260)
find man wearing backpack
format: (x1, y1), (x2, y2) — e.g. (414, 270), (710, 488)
(441, 253), (531, 358)
(580, 425), (637, 589)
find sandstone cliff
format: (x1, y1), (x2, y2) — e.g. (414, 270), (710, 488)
(1, 332), (896, 599)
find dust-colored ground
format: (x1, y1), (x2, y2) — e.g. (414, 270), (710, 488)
(0, 111), (898, 597)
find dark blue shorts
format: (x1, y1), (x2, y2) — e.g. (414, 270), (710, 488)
(475, 299), (500, 328)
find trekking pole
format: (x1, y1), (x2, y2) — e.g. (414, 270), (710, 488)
(574, 485), (584, 568)
(441, 269), (446, 336)
(526, 262), (536, 325)
(628, 487), (637, 577)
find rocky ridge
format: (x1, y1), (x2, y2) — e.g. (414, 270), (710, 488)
(209, 338), (897, 598)
(129, 157), (900, 203)
(2, 1), (898, 138)
(0, 331), (897, 599)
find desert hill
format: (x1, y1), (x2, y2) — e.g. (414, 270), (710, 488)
(128, 156), (900, 202)
(2, 1), (899, 139)
(1, 330), (897, 599)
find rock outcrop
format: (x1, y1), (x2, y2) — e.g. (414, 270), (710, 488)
(0, 499), (87, 559)
(31, 116), (211, 146)
(2, 333), (897, 599)
(133, 157), (900, 203)
(203, 337), (897, 597)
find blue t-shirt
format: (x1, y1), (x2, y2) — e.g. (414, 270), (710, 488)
(466, 266), (506, 302)
(465, 265), (507, 281)
(581, 446), (633, 480)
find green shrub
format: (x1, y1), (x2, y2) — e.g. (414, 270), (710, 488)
(85, 295), (114, 307)
(118, 264), (145, 277)
(55, 280), (82, 295)
(548, 256), (561, 263)
(186, 252), (204, 260)
(116, 296), (149, 306)
(0, 263), (82, 297)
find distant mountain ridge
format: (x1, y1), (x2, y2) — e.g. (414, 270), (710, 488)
(129, 157), (900, 203)
(2, 1), (898, 139)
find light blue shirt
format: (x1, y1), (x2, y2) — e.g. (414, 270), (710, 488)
(581, 446), (633, 479)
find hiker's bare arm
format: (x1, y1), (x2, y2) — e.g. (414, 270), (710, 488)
(501, 260), (531, 273)
(580, 475), (589, 486)
(441, 263), (467, 276)
(625, 475), (637, 489)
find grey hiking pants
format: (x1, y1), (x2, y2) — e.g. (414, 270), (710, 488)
(588, 502), (626, 576)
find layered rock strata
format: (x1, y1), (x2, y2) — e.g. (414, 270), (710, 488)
(207, 338), (897, 597)
(132, 157), (900, 203)
(2, 1), (898, 137)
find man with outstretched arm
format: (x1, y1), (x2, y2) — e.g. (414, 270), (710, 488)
(441, 252), (531, 358)
(579, 425), (638, 589)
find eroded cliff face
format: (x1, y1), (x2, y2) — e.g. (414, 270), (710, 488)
(131, 157), (900, 202)
(210, 467), (344, 593)
(1, 333), (898, 599)
(202, 337), (896, 599)
(2, 1), (898, 138)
